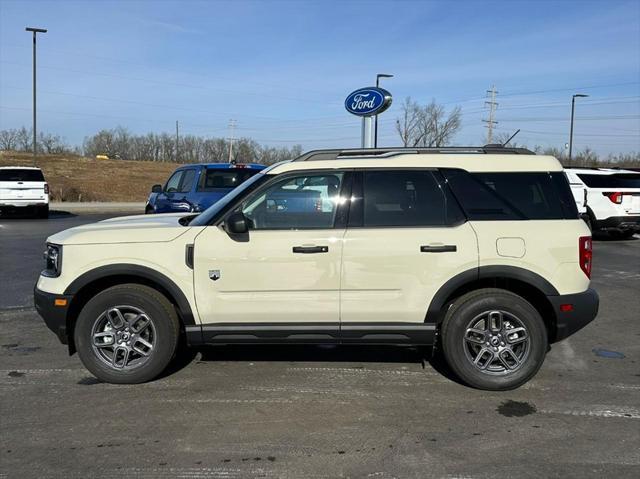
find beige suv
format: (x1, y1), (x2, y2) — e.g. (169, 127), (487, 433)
(35, 147), (599, 390)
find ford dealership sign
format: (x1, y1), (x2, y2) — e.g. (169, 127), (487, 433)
(345, 87), (392, 117)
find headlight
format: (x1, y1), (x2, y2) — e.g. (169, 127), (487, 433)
(42, 244), (62, 277)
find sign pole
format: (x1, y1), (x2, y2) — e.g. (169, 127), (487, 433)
(361, 117), (366, 148)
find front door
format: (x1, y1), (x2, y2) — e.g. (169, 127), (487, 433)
(193, 170), (350, 341)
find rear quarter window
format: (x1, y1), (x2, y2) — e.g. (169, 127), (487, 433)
(0, 169), (45, 182)
(442, 169), (577, 220)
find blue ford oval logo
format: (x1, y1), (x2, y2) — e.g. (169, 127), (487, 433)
(345, 87), (392, 117)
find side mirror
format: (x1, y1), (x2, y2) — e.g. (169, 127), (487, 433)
(151, 184), (163, 193)
(225, 211), (248, 234)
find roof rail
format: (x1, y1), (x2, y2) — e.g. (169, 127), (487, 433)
(293, 145), (536, 162)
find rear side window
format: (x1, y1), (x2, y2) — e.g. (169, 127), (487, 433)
(577, 173), (640, 189)
(198, 168), (259, 191)
(361, 170), (464, 227)
(442, 169), (577, 220)
(0, 169), (45, 182)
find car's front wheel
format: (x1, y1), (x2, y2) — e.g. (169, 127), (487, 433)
(74, 284), (180, 384)
(441, 288), (547, 391)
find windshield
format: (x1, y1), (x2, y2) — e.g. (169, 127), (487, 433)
(190, 173), (269, 226)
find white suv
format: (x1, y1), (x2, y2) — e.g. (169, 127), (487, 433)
(565, 167), (640, 238)
(0, 166), (49, 218)
(34, 147), (599, 390)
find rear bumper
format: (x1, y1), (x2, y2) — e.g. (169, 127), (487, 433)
(0, 200), (48, 208)
(548, 288), (599, 342)
(594, 215), (640, 232)
(34, 285), (72, 345)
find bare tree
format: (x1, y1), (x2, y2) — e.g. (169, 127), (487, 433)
(0, 128), (18, 150)
(396, 98), (461, 147)
(16, 127), (32, 151)
(395, 97), (422, 147)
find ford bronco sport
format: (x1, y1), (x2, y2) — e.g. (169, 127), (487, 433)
(35, 147), (599, 390)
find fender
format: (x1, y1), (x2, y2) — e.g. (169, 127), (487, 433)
(425, 265), (559, 324)
(64, 264), (196, 325)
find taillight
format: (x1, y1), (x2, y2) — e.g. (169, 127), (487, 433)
(603, 192), (623, 204)
(44, 183), (49, 194)
(579, 236), (592, 278)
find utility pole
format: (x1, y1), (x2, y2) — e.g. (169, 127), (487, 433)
(374, 73), (393, 148)
(483, 85), (498, 144)
(227, 119), (236, 163)
(175, 120), (179, 162)
(25, 27), (47, 160)
(569, 94), (589, 160)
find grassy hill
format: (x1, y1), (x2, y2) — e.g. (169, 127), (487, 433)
(0, 151), (183, 202)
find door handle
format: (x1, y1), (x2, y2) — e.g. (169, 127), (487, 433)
(292, 246), (329, 254)
(420, 245), (457, 253)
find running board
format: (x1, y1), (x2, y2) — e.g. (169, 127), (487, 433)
(185, 323), (435, 346)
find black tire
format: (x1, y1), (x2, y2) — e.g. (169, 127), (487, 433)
(74, 284), (180, 384)
(36, 205), (49, 219)
(441, 288), (547, 391)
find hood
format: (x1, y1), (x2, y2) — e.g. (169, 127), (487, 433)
(48, 213), (193, 245)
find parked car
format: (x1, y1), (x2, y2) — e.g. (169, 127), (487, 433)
(145, 163), (265, 214)
(0, 166), (49, 218)
(35, 146), (598, 390)
(564, 167), (640, 238)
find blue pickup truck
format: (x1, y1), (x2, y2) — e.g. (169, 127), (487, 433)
(146, 163), (266, 214)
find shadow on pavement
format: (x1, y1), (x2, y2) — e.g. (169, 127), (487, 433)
(161, 343), (465, 386)
(0, 209), (76, 219)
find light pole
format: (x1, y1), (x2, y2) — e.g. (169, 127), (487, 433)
(374, 73), (393, 148)
(569, 93), (588, 160)
(25, 27), (47, 159)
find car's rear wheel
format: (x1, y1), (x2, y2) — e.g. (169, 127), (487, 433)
(74, 284), (180, 384)
(441, 288), (547, 391)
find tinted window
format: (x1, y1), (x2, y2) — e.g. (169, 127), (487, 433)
(242, 173), (344, 229)
(442, 169), (573, 220)
(179, 169), (196, 193)
(577, 173), (640, 188)
(550, 172), (579, 218)
(198, 168), (259, 191)
(0, 169), (45, 182)
(362, 170), (461, 227)
(165, 171), (183, 193)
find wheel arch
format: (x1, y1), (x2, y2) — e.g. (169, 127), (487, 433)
(63, 264), (196, 354)
(426, 266), (559, 341)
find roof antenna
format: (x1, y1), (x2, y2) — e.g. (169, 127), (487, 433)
(503, 129), (520, 146)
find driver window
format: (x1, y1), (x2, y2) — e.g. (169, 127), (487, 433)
(242, 173), (344, 230)
(165, 171), (184, 193)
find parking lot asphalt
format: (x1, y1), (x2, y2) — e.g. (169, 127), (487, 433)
(1, 212), (639, 478)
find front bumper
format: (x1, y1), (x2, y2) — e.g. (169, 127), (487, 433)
(548, 288), (599, 342)
(594, 215), (640, 232)
(34, 285), (72, 345)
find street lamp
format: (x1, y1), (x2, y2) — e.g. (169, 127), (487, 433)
(569, 93), (589, 160)
(25, 27), (47, 159)
(374, 73), (393, 148)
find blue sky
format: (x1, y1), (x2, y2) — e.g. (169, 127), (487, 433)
(0, 0), (639, 155)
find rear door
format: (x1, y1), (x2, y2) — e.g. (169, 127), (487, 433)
(340, 169), (478, 335)
(0, 168), (46, 201)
